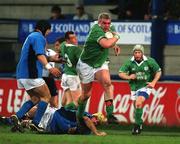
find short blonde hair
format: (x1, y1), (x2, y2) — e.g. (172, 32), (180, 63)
(98, 12), (111, 20)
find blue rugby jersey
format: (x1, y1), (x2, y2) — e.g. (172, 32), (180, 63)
(16, 32), (46, 79)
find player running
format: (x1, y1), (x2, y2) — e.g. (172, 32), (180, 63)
(76, 12), (121, 124)
(118, 44), (161, 135)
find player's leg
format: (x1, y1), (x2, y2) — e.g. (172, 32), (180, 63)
(77, 82), (92, 121)
(43, 77), (59, 108)
(95, 69), (118, 124)
(10, 97), (39, 133)
(132, 96), (145, 134)
(62, 89), (76, 110)
(61, 74), (76, 110)
(50, 96), (58, 108)
(135, 96), (145, 125)
(27, 83), (51, 127)
(132, 88), (150, 135)
(13, 80), (40, 121)
(15, 96), (39, 120)
(76, 60), (94, 121)
(65, 76), (81, 110)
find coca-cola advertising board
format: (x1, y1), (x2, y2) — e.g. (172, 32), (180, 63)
(0, 79), (180, 127)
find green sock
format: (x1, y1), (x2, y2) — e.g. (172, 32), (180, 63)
(64, 102), (76, 110)
(135, 108), (143, 125)
(77, 99), (87, 120)
(106, 105), (114, 119)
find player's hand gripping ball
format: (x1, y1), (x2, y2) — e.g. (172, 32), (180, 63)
(105, 31), (113, 38)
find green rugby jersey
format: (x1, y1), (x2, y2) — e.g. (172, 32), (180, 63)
(119, 56), (161, 91)
(80, 23), (115, 68)
(61, 42), (82, 75)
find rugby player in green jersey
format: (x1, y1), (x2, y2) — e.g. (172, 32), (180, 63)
(60, 31), (82, 110)
(76, 12), (121, 124)
(118, 45), (162, 135)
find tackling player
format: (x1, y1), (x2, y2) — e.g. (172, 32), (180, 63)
(118, 44), (161, 135)
(12, 20), (61, 131)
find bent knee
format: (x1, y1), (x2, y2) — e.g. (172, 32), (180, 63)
(41, 94), (51, 103)
(102, 81), (112, 88)
(135, 96), (145, 108)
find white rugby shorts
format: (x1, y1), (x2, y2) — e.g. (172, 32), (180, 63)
(61, 74), (81, 91)
(17, 78), (45, 90)
(131, 87), (153, 101)
(76, 59), (109, 84)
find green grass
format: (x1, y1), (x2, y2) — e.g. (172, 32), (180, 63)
(0, 124), (180, 144)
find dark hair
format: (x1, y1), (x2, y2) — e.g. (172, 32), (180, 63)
(51, 5), (61, 13)
(35, 20), (51, 36)
(65, 31), (74, 40)
(55, 37), (65, 43)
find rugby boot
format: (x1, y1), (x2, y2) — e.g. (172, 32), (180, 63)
(10, 115), (25, 133)
(108, 115), (121, 124)
(132, 124), (141, 135)
(29, 123), (45, 133)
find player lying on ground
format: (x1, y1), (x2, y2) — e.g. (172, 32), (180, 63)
(1, 107), (107, 136)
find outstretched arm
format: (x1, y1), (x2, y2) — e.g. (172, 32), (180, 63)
(37, 55), (61, 77)
(83, 116), (107, 136)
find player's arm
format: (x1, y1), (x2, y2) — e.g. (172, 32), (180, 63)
(99, 36), (119, 48)
(112, 45), (121, 56)
(37, 55), (61, 77)
(118, 62), (136, 80)
(47, 54), (66, 64)
(83, 116), (107, 136)
(147, 58), (162, 88)
(119, 72), (136, 80)
(147, 71), (161, 88)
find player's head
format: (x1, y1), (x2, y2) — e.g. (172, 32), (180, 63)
(35, 20), (51, 36)
(54, 37), (65, 52)
(98, 12), (111, 32)
(65, 31), (78, 45)
(91, 113), (107, 125)
(132, 44), (144, 61)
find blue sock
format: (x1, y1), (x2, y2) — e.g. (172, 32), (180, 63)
(16, 100), (34, 119)
(32, 101), (48, 126)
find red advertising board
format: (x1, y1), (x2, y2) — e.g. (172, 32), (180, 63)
(0, 79), (180, 127)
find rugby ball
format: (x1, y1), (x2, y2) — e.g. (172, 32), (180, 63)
(105, 31), (113, 38)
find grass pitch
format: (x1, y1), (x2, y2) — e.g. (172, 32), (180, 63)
(0, 124), (180, 144)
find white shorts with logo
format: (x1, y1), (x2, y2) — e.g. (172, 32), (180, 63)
(39, 105), (57, 130)
(76, 59), (109, 84)
(17, 78), (45, 91)
(61, 74), (81, 91)
(131, 87), (153, 101)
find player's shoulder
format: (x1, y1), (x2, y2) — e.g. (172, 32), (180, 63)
(65, 43), (78, 49)
(91, 23), (103, 32)
(28, 32), (45, 41)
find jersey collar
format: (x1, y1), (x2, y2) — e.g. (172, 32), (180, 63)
(65, 43), (76, 47)
(131, 55), (148, 66)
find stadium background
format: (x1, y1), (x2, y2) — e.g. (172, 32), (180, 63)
(0, 0), (180, 128)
